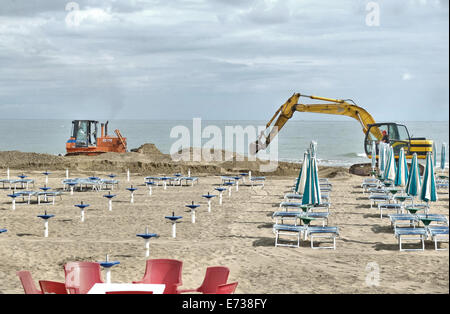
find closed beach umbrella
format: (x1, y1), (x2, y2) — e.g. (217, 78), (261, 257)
(433, 142), (437, 167)
(371, 141), (377, 171)
(394, 147), (408, 187)
(302, 155), (321, 205)
(406, 153), (421, 203)
(441, 143), (446, 171)
(379, 142), (386, 175)
(420, 152), (438, 204)
(384, 146), (396, 182)
(310, 141), (317, 158)
(295, 151), (309, 194)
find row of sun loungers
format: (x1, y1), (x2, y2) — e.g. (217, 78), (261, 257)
(62, 178), (120, 192)
(0, 179), (35, 190)
(145, 176), (199, 187)
(362, 176), (449, 251)
(273, 178), (339, 250)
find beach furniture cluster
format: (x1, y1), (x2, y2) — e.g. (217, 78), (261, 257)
(3, 168), (247, 294)
(17, 259), (238, 294)
(62, 176), (119, 193)
(272, 142), (340, 249)
(365, 144), (449, 251)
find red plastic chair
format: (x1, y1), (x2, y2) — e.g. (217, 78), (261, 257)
(133, 259), (182, 294)
(64, 262), (104, 294)
(216, 282), (238, 294)
(178, 266), (230, 294)
(105, 291), (154, 294)
(16, 271), (43, 294)
(39, 281), (68, 294)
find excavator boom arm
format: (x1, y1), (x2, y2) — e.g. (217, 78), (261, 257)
(253, 93), (381, 153)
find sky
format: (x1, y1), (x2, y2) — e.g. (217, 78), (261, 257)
(0, 0), (448, 122)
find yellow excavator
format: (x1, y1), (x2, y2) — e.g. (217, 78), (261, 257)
(250, 93), (433, 160)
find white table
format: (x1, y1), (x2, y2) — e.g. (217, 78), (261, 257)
(87, 283), (165, 294)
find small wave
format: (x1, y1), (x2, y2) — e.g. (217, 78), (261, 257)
(339, 152), (367, 158)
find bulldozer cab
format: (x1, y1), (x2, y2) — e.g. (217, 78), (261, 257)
(364, 123), (411, 157)
(71, 120), (98, 148)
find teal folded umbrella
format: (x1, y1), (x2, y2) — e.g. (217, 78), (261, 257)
(395, 147), (408, 187)
(440, 143), (446, 171)
(295, 151), (309, 194)
(371, 141), (377, 172)
(301, 155), (321, 206)
(384, 145), (396, 182)
(420, 152), (438, 204)
(406, 153), (421, 203)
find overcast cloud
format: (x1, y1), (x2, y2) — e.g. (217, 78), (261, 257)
(0, 0), (448, 121)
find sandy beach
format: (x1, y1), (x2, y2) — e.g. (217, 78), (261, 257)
(0, 148), (448, 294)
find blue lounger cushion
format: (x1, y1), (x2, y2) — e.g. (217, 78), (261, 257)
(394, 228), (427, 236)
(427, 226), (449, 236)
(307, 226), (339, 235)
(416, 214), (448, 222)
(273, 224), (305, 232)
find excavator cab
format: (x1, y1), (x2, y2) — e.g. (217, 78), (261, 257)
(364, 123), (411, 158)
(71, 120), (99, 148)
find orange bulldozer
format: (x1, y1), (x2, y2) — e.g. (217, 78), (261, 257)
(66, 120), (127, 156)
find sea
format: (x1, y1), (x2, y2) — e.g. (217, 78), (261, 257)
(0, 119), (448, 168)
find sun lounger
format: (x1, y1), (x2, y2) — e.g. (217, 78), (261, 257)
(367, 187), (386, 194)
(272, 212), (329, 227)
(37, 191), (62, 205)
(388, 214), (418, 228)
(306, 226), (339, 250)
(378, 203), (403, 219)
(394, 228), (427, 251)
(273, 224), (306, 248)
(436, 182), (449, 190)
(369, 193), (391, 208)
(284, 193), (330, 202)
(14, 191), (38, 204)
(99, 179), (119, 190)
(250, 177), (265, 188)
(182, 177), (198, 186)
(427, 226), (449, 251)
(416, 214), (449, 227)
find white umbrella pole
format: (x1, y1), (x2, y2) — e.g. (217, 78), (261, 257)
(7, 168), (10, 180)
(45, 176), (48, 185)
(148, 186), (152, 196)
(188, 169), (191, 177)
(66, 169), (69, 179)
(70, 186), (74, 195)
(236, 181), (239, 192)
(249, 171), (252, 181)
(105, 269), (112, 284)
(108, 199), (112, 211)
(172, 222), (177, 238)
(81, 209), (85, 222)
(130, 192), (134, 204)
(145, 239), (150, 257)
(219, 192), (223, 205)
(164, 182), (167, 190)
(44, 220), (49, 238)
(12, 199), (15, 211)
(191, 210), (196, 223)
(127, 169), (130, 182)
(228, 186), (232, 197)
(208, 200), (211, 213)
